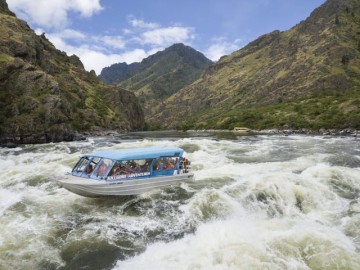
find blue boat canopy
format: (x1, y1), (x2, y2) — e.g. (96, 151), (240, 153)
(85, 146), (184, 161)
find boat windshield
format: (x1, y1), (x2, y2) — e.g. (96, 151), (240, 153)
(84, 157), (100, 174)
(72, 157), (91, 173)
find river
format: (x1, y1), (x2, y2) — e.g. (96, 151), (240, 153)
(1, 131), (360, 270)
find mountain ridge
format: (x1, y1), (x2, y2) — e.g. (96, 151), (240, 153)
(99, 43), (212, 84)
(148, 0), (360, 130)
(99, 43), (213, 117)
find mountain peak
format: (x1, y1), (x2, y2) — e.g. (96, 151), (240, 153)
(166, 43), (200, 54)
(99, 43), (212, 86)
(98, 44), (212, 119)
(167, 43), (188, 49)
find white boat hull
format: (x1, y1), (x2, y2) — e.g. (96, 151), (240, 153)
(57, 173), (194, 197)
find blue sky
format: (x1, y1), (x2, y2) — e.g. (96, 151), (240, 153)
(7, 0), (326, 74)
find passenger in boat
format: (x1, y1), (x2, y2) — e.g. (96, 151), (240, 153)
(110, 163), (121, 176)
(142, 160), (151, 172)
(165, 158), (174, 169)
(121, 165), (132, 175)
(153, 160), (162, 171)
(97, 163), (108, 176)
(127, 160), (135, 169)
(134, 162), (141, 172)
(181, 157), (189, 173)
(85, 164), (93, 174)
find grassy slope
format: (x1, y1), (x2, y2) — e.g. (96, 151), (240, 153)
(148, 0), (360, 131)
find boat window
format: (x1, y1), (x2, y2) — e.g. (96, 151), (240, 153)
(84, 157), (100, 174)
(153, 157), (178, 171)
(108, 159), (152, 178)
(72, 157), (91, 173)
(94, 158), (114, 177)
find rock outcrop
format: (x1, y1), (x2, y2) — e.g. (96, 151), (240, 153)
(0, 0), (145, 144)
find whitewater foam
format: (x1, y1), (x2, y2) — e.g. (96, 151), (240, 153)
(1, 134), (359, 269)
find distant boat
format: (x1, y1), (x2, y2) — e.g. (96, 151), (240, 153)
(233, 127), (251, 133)
(57, 146), (194, 197)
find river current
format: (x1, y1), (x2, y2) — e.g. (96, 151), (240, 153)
(1, 131), (360, 270)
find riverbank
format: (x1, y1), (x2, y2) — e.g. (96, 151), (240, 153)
(254, 128), (360, 137)
(1, 128), (359, 148)
(187, 128), (360, 137)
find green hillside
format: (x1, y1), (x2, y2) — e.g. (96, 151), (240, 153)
(149, 0), (360, 130)
(0, 0), (144, 144)
(99, 43), (212, 116)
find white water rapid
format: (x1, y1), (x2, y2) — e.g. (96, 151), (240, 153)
(1, 132), (359, 270)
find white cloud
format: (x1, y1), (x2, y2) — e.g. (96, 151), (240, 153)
(205, 43), (229, 61)
(74, 49), (124, 73)
(6, 3), (199, 75)
(55, 29), (87, 40)
(123, 28), (132, 35)
(47, 29), (125, 51)
(45, 34), (70, 52)
(100, 36), (126, 50)
(34, 28), (45, 36)
(128, 16), (159, 29)
(71, 0), (102, 17)
(205, 38), (244, 61)
(125, 17), (195, 48)
(7, 0), (102, 28)
(45, 31), (149, 74)
(75, 48), (149, 75)
(141, 27), (195, 46)
(42, 15), (196, 73)
(117, 49), (149, 65)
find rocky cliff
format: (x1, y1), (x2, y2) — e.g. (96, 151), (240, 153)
(0, 0), (144, 144)
(149, 0), (360, 130)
